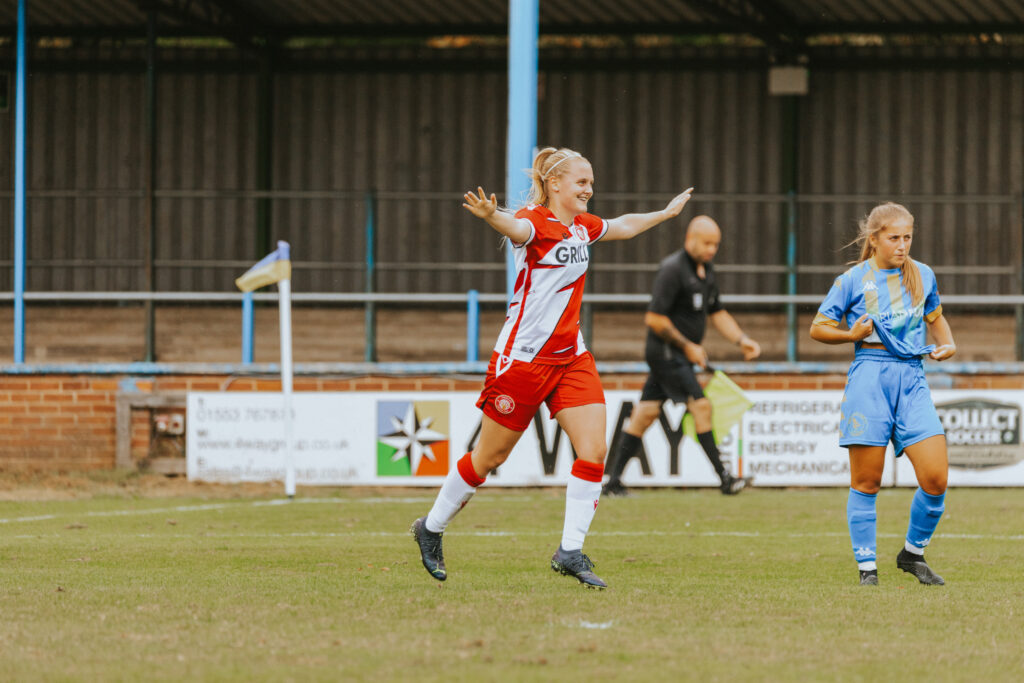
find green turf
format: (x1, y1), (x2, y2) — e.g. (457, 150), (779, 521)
(0, 487), (1022, 681)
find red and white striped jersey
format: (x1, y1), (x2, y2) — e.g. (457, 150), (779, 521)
(492, 204), (608, 366)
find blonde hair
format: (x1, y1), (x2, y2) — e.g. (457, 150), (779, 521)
(523, 147), (587, 207)
(853, 202), (923, 305)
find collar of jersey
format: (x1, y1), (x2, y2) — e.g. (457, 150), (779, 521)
(533, 204), (576, 227)
(866, 256), (900, 274)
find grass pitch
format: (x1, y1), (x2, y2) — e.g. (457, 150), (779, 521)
(0, 484), (1021, 681)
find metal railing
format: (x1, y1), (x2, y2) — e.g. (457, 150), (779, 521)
(2, 290), (1024, 365)
(3, 189), (1023, 363)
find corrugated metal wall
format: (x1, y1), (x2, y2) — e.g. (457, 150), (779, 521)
(1, 46), (1022, 297)
(799, 66), (1024, 297)
(155, 70), (260, 292)
(542, 66), (785, 297)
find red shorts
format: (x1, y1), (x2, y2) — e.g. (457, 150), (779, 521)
(476, 351), (605, 432)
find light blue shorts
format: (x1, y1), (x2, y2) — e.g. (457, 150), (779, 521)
(839, 349), (945, 456)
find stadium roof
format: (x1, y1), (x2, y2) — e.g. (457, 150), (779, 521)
(3, 0), (1024, 47)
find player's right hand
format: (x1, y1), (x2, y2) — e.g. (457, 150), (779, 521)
(662, 187), (694, 219)
(848, 313), (874, 341)
(462, 187), (498, 219)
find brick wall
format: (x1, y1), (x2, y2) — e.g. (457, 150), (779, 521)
(2, 372), (1022, 470)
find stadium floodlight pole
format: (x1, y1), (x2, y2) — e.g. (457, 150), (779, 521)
(13, 0), (28, 363)
(235, 241), (295, 498)
(505, 0), (539, 301)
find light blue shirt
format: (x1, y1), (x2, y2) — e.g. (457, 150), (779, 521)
(814, 258), (942, 359)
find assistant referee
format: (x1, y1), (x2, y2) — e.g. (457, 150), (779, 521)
(603, 215), (761, 496)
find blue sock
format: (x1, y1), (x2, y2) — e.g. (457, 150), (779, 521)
(847, 488), (877, 570)
(905, 488), (945, 555)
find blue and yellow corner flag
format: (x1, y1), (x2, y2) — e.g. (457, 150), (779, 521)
(235, 241), (291, 292)
(682, 370), (754, 443)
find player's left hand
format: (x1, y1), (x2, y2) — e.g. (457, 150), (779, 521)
(662, 187), (694, 219)
(739, 336), (761, 361)
(929, 344), (956, 361)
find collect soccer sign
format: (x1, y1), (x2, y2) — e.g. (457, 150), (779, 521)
(935, 398), (1023, 469)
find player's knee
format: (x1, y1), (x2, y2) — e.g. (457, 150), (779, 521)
(576, 441), (607, 465)
(851, 478), (882, 495)
(474, 448), (512, 472)
(920, 475), (947, 496)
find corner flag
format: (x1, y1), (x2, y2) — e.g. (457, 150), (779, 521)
(235, 241), (291, 293)
(235, 240), (296, 498)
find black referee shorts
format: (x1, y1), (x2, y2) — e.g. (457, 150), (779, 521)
(639, 352), (705, 403)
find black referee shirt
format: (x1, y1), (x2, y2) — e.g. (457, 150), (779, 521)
(644, 248), (723, 359)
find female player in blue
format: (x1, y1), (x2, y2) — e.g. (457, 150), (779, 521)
(810, 202), (956, 586)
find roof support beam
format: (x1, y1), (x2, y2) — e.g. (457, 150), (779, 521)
(685, 0), (804, 55)
(134, 0), (276, 53)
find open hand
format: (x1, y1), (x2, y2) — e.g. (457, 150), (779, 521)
(462, 187), (498, 219)
(662, 187), (695, 219)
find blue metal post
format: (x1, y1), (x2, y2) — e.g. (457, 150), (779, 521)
(505, 0), (539, 301)
(786, 191), (798, 362)
(780, 89), (801, 363)
(364, 190), (377, 362)
(466, 289), (479, 362)
(242, 291), (254, 363)
(13, 0), (28, 363)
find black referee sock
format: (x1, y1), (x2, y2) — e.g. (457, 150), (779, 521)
(696, 431), (727, 480)
(606, 432), (642, 485)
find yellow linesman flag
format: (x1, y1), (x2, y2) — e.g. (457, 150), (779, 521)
(235, 241), (291, 292)
(681, 369), (754, 443)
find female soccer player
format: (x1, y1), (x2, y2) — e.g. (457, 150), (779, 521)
(411, 147), (693, 589)
(810, 202), (956, 586)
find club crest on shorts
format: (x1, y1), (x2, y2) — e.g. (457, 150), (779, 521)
(845, 412), (868, 438)
(494, 394), (516, 414)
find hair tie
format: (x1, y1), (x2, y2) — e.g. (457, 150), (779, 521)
(542, 152), (581, 180)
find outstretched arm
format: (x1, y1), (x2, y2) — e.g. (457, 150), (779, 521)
(462, 187), (532, 244)
(604, 188), (694, 241)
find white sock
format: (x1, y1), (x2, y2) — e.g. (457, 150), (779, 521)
(560, 474), (602, 551)
(425, 455), (482, 533)
(904, 541), (925, 556)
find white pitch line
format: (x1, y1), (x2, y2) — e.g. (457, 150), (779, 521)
(0, 498), (1021, 543)
(0, 514), (57, 524)
(6, 529), (1024, 542)
(0, 495), (516, 525)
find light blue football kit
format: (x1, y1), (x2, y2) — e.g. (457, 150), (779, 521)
(814, 257), (947, 572)
(814, 258), (945, 455)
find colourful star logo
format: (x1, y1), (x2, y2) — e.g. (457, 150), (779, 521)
(377, 401), (450, 476)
